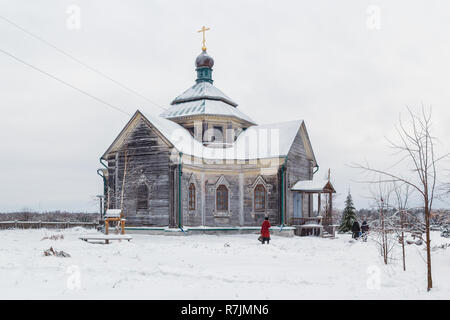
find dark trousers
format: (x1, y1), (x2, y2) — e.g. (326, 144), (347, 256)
(362, 232), (368, 242)
(261, 237), (270, 244)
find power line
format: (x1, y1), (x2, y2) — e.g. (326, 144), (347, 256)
(0, 15), (168, 112)
(0, 47), (132, 116)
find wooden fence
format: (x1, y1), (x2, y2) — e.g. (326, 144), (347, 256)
(0, 221), (98, 230)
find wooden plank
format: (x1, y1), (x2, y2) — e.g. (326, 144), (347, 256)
(79, 235), (132, 240)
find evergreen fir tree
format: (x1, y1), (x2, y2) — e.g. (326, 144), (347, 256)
(339, 192), (357, 233)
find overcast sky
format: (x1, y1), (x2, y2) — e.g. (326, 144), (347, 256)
(0, 0), (449, 212)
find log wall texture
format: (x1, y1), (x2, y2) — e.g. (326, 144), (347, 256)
(103, 118), (314, 228)
(107, 119), (172, 226)
(286, 129), (314, 222)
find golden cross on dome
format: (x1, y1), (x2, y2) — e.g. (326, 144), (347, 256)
(197, 26), (210, 51)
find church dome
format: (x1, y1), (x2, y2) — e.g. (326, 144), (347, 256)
(195, 50), (214, 68)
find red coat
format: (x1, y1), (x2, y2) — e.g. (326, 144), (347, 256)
(261, 220), (271, 238)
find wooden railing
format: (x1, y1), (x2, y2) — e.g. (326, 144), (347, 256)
(290, 216), (322, 226)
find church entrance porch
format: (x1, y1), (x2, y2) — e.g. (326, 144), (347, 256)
(290, 179), (336, 237)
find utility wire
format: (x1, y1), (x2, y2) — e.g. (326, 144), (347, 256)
(0, 47), (131, 116)
(0, 15), (168, 112)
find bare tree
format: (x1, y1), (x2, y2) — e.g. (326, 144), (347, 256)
(392, 183), (412, 271)
(367, 182), (396, 265)
(354, 107), (449, 291)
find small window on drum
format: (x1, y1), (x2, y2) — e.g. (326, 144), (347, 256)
(187, 127), (195, 137)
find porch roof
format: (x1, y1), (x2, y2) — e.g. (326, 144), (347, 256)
(291, 179), (336, 193)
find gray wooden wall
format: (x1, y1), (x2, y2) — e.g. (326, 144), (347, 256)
(286, 129), (314, 223)
(106, 119), (172, 226)
(104, 120), (314, 227)
(179, 168), (280, 227)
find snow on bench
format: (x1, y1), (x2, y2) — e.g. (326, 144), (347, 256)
(300, 224), (323, 228)
(79, 234), (132, 244)
(105, 209), (122, 218)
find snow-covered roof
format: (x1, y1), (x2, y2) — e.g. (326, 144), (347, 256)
(105, 209), (122, 217)
(103, 111), (314, 163)
(160, 99), (255, 124)
(171, 81), (237, 107)
(145, 112), (303, 160)
(291, 180), (335, 193)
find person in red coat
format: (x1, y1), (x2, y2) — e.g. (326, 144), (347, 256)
(259, 217), (271, 244)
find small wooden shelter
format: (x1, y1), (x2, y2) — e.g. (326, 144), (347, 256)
(104, 209), (126, 236)
(290, 179), (336, 237)
(79, 209), (129, 244)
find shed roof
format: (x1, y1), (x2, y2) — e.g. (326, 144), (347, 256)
(291, 180), (335, 193)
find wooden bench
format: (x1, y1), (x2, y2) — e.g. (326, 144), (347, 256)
(79, 234), (132, 244)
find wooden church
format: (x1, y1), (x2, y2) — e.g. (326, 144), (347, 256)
(99, 30), (335, 235)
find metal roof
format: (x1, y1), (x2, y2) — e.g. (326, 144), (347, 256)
(145, 113), (307, 161)
(160, 99), (255, 124)
(103, 111), (314, 162)
(171, 81), (238, 107)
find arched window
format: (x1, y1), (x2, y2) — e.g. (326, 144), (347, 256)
(254, 184), (266, 211)
(189, 183), (196, 210)
(216, 184), (228, 211)
(137, 184), (148, 210)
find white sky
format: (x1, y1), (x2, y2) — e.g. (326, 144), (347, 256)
(0, 0), (449, 212)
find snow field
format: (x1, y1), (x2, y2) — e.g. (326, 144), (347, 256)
(0, 227), (448, 299)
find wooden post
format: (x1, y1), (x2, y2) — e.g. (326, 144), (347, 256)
(318, 192), (321, 216)
(105, 220), (110, 244)
(328, 192), (333, 224)
(308, 194), (313, 217)
(301, 192), (305, 217)
(121, 220), (125, 235)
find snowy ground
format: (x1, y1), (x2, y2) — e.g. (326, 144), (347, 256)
(0, 228), (449, 299)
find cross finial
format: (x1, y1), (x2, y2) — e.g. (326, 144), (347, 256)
(197, 26), (210, 51)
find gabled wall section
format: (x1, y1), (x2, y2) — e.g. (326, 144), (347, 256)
(105, 117), (174, 226)
(285, 124), (315, 224)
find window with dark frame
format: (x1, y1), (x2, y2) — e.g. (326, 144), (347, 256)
(254, 184), (266, 211)
(137, 184), (149, 210)
(187, 127), (195, 137)
(212, 126), (223, 142)
(189, 183), (196, 210)
(216, 184), (228, 211)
